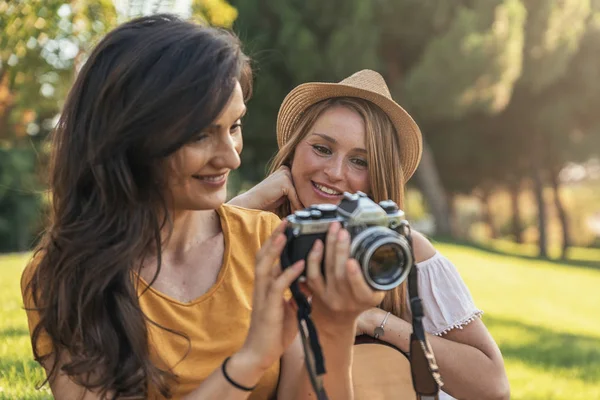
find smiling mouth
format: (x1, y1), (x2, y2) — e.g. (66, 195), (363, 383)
(192, 173), (227, 182)
(312, 181), (343, 196)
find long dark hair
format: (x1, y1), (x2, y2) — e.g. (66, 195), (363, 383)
(24, 14), (252, 398)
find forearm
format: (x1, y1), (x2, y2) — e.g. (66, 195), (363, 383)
(295, 313), (355, 400)
(182, 352), (266, 400)
(47, 351), (265, 400)
(366, 312), (507, 400)
(227, 192), (255, 209)
(427, 334), (508, 400)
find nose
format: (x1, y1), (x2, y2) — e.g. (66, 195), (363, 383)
(213, 133), (241, 171)
(323, 155), (344, 182)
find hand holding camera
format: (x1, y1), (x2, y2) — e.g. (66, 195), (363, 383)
(279, 193), (442, 400)
(281, 191), (415, 327)
(306, 221), (386, 327)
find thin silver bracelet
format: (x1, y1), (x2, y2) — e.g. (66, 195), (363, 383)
(373, 311), (391, 339)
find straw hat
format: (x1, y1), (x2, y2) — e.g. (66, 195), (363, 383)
(277, 69), (423, 180)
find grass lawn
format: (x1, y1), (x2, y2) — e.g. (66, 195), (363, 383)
(1, 244), (599, 399)
(0, 253), (52, 400)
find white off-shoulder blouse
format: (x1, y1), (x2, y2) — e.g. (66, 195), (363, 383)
(406, 251), (483, 400)
(406, 251), (483, 335)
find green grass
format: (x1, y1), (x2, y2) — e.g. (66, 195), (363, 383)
(2, 244), (600, 399)
(481, 238), (600, 265)
(434, 241), (600, 400)
(0, 253), (52, 400)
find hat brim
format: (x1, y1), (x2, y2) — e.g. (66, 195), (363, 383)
(277, 81), (423, 181)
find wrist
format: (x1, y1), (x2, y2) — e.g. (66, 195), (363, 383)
(311, 308), (357, 339)
(225, 349), (266, 389)
(367, 308), (386, 329)
(372, 310), (391, 339)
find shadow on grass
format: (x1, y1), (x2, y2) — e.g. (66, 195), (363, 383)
(431, 236), (600, 271)
(484, 315), (600, 382)
(0, 326), (30, 338)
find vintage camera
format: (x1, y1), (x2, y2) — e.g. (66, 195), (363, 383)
(282, 191), (414, 291)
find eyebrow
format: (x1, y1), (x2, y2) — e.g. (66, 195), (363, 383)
(311, 133), (367, 154)
(208, 107), (247, 129)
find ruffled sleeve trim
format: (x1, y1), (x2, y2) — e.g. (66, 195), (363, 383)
(431, 310), (484, 336)
(407, 252), (483, 336)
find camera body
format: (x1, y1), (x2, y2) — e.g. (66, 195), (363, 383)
(282, 192), (414, 291)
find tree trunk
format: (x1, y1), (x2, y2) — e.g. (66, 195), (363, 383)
(550, 169), (570, 259)
(532, 168), (548, 258)
(447, 191), (459, 238)
(414, 139), (452, 236)
(381, 57), (451, 237)
(531, 128), (549, 258)
(509, 180), (523, 244)
(15, 194), (27, 252)
(480, 189), (497, 239)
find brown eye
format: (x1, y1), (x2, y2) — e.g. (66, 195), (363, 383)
(193, 133), (208, 142)
(230, 120), (242, 134)
(312, 144), (331, 155)
(352, 158), (368, 167)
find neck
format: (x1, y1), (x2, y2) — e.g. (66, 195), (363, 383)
(161, 208), (222, 259)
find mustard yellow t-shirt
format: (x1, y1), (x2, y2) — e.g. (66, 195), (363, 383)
(21, 204), (282, 399)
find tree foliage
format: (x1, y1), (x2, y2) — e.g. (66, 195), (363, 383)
(0, 0), (235, 251)
(2, 0), (600, 252)
(230, 0), (381, 180)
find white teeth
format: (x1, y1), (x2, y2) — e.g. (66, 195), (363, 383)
(197, 174), (225, 182)
(314, 182), (341, 195)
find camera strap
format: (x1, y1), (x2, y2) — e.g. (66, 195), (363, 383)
(404, 225), (444, 399)
(279, 225), (442, 400)
(281, 230), (329, 400)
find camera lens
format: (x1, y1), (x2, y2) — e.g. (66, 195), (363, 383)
(368, 243), (406, 286)
(350, 226), (413, 291)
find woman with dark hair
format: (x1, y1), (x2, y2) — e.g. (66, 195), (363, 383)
(21, 15), (383, 399)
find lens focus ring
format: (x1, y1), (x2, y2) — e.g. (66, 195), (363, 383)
(350, 226), (413, 291)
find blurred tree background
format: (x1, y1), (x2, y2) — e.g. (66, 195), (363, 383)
(1, 0), (599, 260)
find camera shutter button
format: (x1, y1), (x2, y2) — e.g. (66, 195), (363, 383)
(343, 192), (360, 201)
(379, 200), (399, 214)
(294, 210), (311, 220)
(315, 204), (337, 219)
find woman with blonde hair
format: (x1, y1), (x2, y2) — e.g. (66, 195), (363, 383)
(230, 70), (510, 400)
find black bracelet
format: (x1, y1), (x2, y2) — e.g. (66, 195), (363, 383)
(221, 356), (257, 392)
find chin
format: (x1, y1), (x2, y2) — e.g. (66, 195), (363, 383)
(201, 196), (227, 210)
(299, 195), (330, 208)
(184, 191), (227, 211)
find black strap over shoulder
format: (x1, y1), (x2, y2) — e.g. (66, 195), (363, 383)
(403, 222), (444, 399)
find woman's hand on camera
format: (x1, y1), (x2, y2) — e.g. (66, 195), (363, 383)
(303, 222), (385, 330)
(236, 221), (305, 375)
(228, 166), (303, 213)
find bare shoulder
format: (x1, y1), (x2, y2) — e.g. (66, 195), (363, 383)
(410, 230), (437, 263)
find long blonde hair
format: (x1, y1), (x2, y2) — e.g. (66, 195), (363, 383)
(268, 97), (408, 319)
